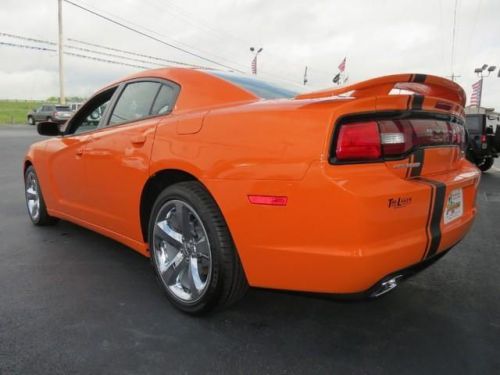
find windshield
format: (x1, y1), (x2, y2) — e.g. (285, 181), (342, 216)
(55, 106), (71, 112)
(209, 71), (300, 99)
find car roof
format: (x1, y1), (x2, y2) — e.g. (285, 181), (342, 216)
(101, 67), (260, 113)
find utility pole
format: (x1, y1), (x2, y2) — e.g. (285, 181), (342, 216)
(58, 0), (65, 104)
(303, 66), (308, 85)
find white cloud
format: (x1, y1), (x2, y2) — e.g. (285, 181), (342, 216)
(0, 0), (498, 108)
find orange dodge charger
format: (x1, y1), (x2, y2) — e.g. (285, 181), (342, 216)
(24, 68), (480, 314)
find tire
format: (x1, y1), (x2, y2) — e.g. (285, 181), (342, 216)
(148, 181), (248, 314)
(24, 166), (59, 226)
(477, 157), (494, 172)
(27, 116), (35, 125)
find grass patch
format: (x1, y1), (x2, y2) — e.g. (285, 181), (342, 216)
(0, 100), (44, 124)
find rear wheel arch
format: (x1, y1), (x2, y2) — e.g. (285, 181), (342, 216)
(24, 160), (33, 173)
(140, 169), (213, 243)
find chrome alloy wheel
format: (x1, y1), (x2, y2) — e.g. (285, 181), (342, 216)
(25, 171), (40, 221)
(152, 200), (212, 303)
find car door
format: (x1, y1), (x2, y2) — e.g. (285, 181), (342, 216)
(82, 80), (179, 242)
(35, 106), (47, 122)
(43, 87), (118, 220)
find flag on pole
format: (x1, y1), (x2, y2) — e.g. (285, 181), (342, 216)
(338, 57), (346, 72)
(333, 57), (347, 85)
(470, 79), (482, 106)
(251, 55), (257, 75)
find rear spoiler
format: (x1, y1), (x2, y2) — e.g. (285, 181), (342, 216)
(295, 73), (466, 107)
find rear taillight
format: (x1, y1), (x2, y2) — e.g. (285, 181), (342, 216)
(335, 121), (381, 161)
(481, 134), (487, 143)
(334, 118), (466, 162)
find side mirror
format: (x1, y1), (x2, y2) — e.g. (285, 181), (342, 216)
(32, 108), (37, 112)
(37, 121), (62, 136)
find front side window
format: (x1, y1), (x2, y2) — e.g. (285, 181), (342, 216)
(64, 88), (116, 135)
(109, 82), (161, 125)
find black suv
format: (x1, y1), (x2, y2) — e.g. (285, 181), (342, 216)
(465, 113), (500, 171)
(27, 104), (72, 125)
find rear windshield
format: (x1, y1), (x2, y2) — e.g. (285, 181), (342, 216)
(209, 71), (300, 99)
(465, 115), (483, 133)
(55, 106), (71, 111)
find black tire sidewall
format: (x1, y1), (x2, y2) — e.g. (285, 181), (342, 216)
(24, 166), (42, 224)
(148, 183), (228, 314)
(479, 158), (494, 172)
(24, 166), (56, 225)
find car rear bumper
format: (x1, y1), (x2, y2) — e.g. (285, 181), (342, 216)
(206, 158), (480, 294)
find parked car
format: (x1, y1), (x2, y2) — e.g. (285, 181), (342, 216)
(68, 102), (83, 112)
(23, 69), (480, 314)
(27, 104), (72, 125)
(464, 110), (500, 171)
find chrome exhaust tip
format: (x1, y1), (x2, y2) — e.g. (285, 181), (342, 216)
(370, 275), (404, 298)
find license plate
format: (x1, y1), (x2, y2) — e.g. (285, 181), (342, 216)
(444, 188), (463, 224)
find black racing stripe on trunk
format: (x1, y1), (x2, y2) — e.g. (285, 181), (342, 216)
(420, 179), (446, 258)
(422, 182), (435, 257)
(406, 95), (412, 110)
(412, 74), (427, 83)
(405, 154), (414, 178)
(410, 148), (425, 177)
(411, 95), (424, 110)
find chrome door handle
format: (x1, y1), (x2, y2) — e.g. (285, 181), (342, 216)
(76, 147), (84, 156)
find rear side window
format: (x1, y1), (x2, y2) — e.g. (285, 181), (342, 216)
(55, 106), (71, 112)
(151, 84), (177, 115)
(109, 82), (161, 125)
(209, 71), (300, 99)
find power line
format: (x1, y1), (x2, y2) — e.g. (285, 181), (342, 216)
(0, 30), (214, 69)
(63, 0), (245, 73)
(64, 51), (151, 70)
(0, 32), (56, 46)
(144, 0), (333, 78)
(65, 44), (164, 68)
(67, 38), (210, 68)
(0, 40), (56, 52)
(0, 39), (151, 70)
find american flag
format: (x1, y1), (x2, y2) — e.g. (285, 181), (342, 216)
(338, 57), (346, 72)
(251, 55), (257, 75)
(470, 79), (482, 106)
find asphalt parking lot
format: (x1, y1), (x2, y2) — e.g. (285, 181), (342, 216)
(0, 124), (499, 375)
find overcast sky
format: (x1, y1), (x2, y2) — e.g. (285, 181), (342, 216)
(0, 0), (499, 108)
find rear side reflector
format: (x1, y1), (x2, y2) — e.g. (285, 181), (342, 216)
(248, 195), (288, 206)
(335, 121), (381, 161)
